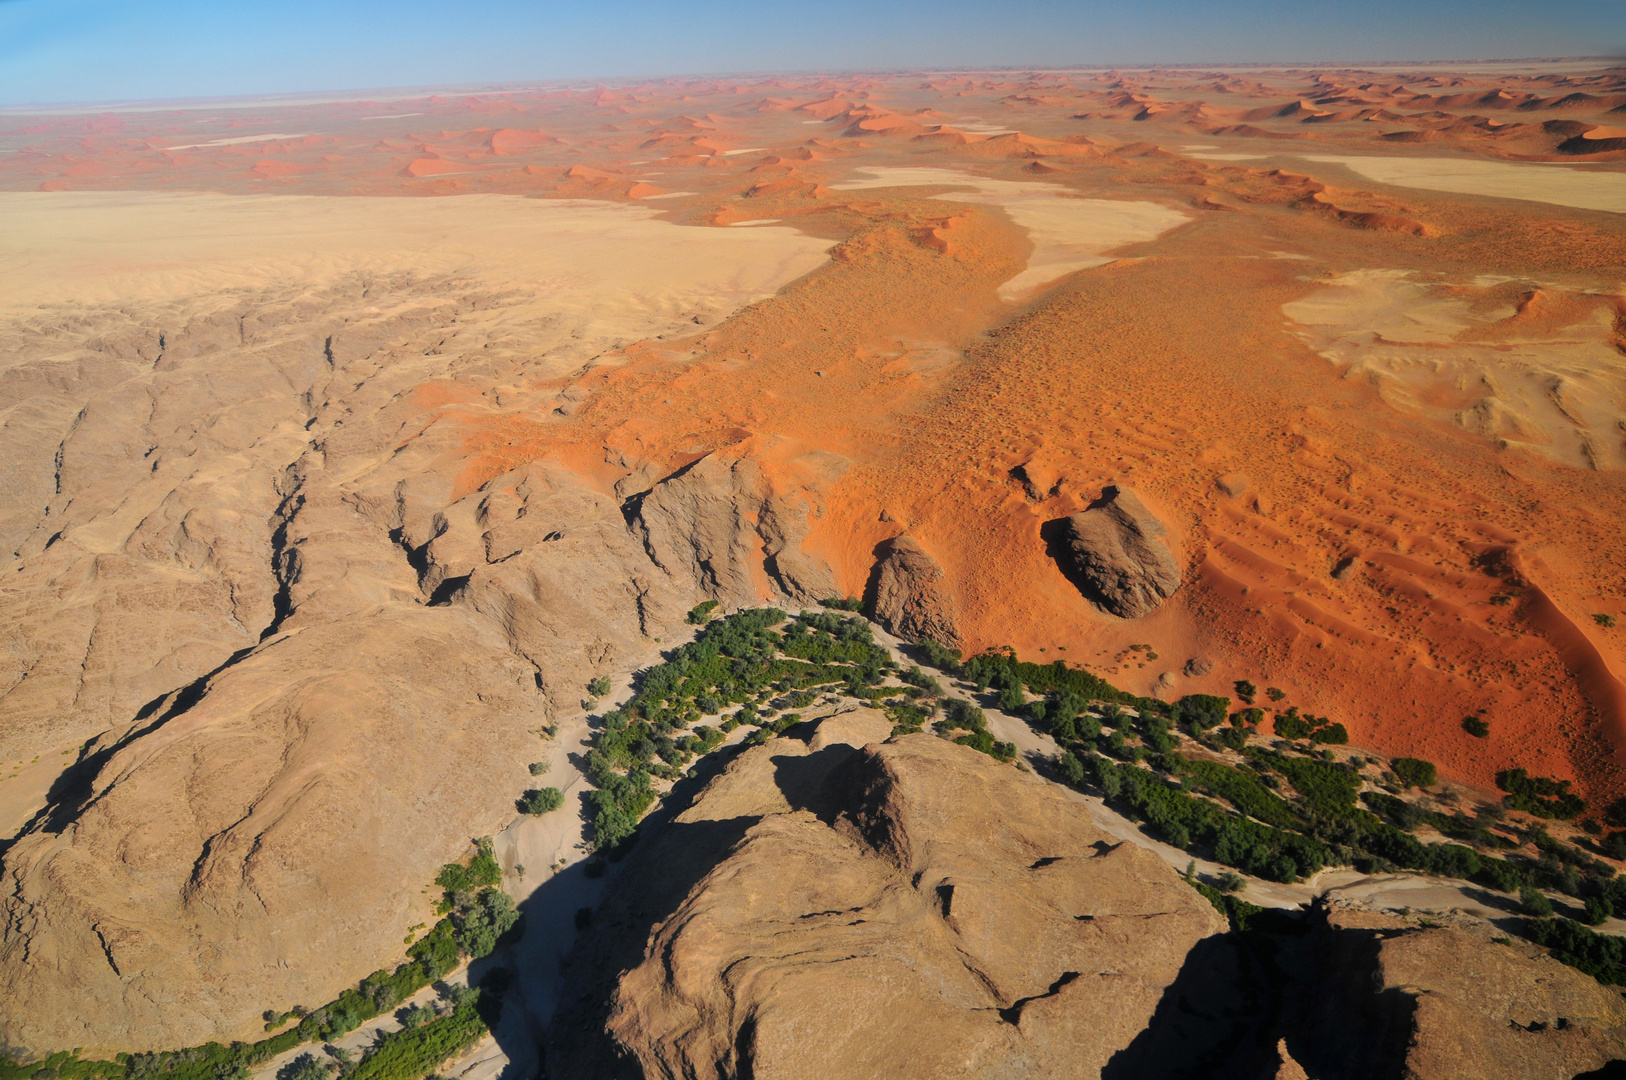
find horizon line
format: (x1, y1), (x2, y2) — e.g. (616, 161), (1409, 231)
(3, 55), (1622, 116)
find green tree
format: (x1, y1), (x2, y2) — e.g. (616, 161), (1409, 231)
(587, 675), (612, 697)
(1172, 694), (1229, 732)
(455, 889), (519, 958)
(1393, 758), (1438, 789)
(399, 1004), (435, 1030)
(520, 787), (564, 815)
(286, 1054), (332, 1080)
(1585, 896), (1612, 926)
(1520, 885), (1554, 917)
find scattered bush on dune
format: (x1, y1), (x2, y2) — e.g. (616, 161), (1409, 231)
(1498, 768), (1586, 820)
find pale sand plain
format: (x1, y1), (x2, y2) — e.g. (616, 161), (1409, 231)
(831, 165), (1192, 299)
(1300, 155), (1626, 214)
(0, 192), (832, 352)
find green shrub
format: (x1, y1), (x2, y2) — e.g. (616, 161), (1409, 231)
(349, 995), (489, 1080)
(916, 639), (963, 673)
(527, 761), (549, 776)
(1273, 711), (1313, 740)
(1526, 916), (1626, 984)
(1232, 707), (1264, 729)
(1234, 680), (1256, 704)
(1462, 716), (1490, 738)
(587, 675), (613, 697)
(685, 600), (720, 624)
(399, 1004), (435, 1030)
(435, 839), (502, 894)
(819, 596), (864, 612)
(1191, 877), (1263, 931)
(520, 787), (564, 815)
(1475, 857), (1524, 894)
(286, 1054), (331, 1080)
(1392, 758), (1438, 790)
(1183, 759), (1299, 828)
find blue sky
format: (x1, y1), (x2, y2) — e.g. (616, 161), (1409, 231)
(0, 0), (1620, 106)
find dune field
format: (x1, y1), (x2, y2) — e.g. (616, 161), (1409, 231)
(2, 60), (1626, 1063)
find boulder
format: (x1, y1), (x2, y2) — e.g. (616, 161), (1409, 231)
(1056, 486), (1180, 618)
(869, 535), (961, 647)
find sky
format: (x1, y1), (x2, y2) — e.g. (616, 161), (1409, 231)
(0, 0), (1621, 106)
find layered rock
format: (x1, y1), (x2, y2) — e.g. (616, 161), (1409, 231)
(868, 534), (961, 647)
(1055, 486), (1180, 619)
(548, 717), (1222, 1079)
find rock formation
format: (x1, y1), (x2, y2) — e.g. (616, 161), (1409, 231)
(631, 452), (836, 606)
(550, 717), (1626, 1080)
(1294, 903), (1626, 1080)
(1055, 487), (1181, 619)
(868, 534), (961, 647)
(1110, 897), (1626, 1079)
(0, 275), (722, 1052)
(548, 716), (1223, 1079)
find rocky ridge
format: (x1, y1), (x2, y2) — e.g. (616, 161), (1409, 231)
(0, 273), (837, 1052)
(549, 716), (1626, 1080)
(548, 713), (1222, 1079)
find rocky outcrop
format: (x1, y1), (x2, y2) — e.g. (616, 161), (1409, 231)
(1293, 903), (1626, 1080)
(1056, 486), (1180, 619)
(631, 453), (836, 606)
(1110, 897), (1626, 1079)
(548, 717), (1222, 1079)
(868, 534), (960, 647)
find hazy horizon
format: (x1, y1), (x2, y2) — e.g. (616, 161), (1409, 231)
(1, 0), (1622, 108)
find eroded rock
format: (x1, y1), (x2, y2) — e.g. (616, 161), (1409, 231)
(548, 720), (1221, 1079)
(1056, 486), (1181, 619)
(1298, 903), (1626, 1080)
(868, 534), (960, 647)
